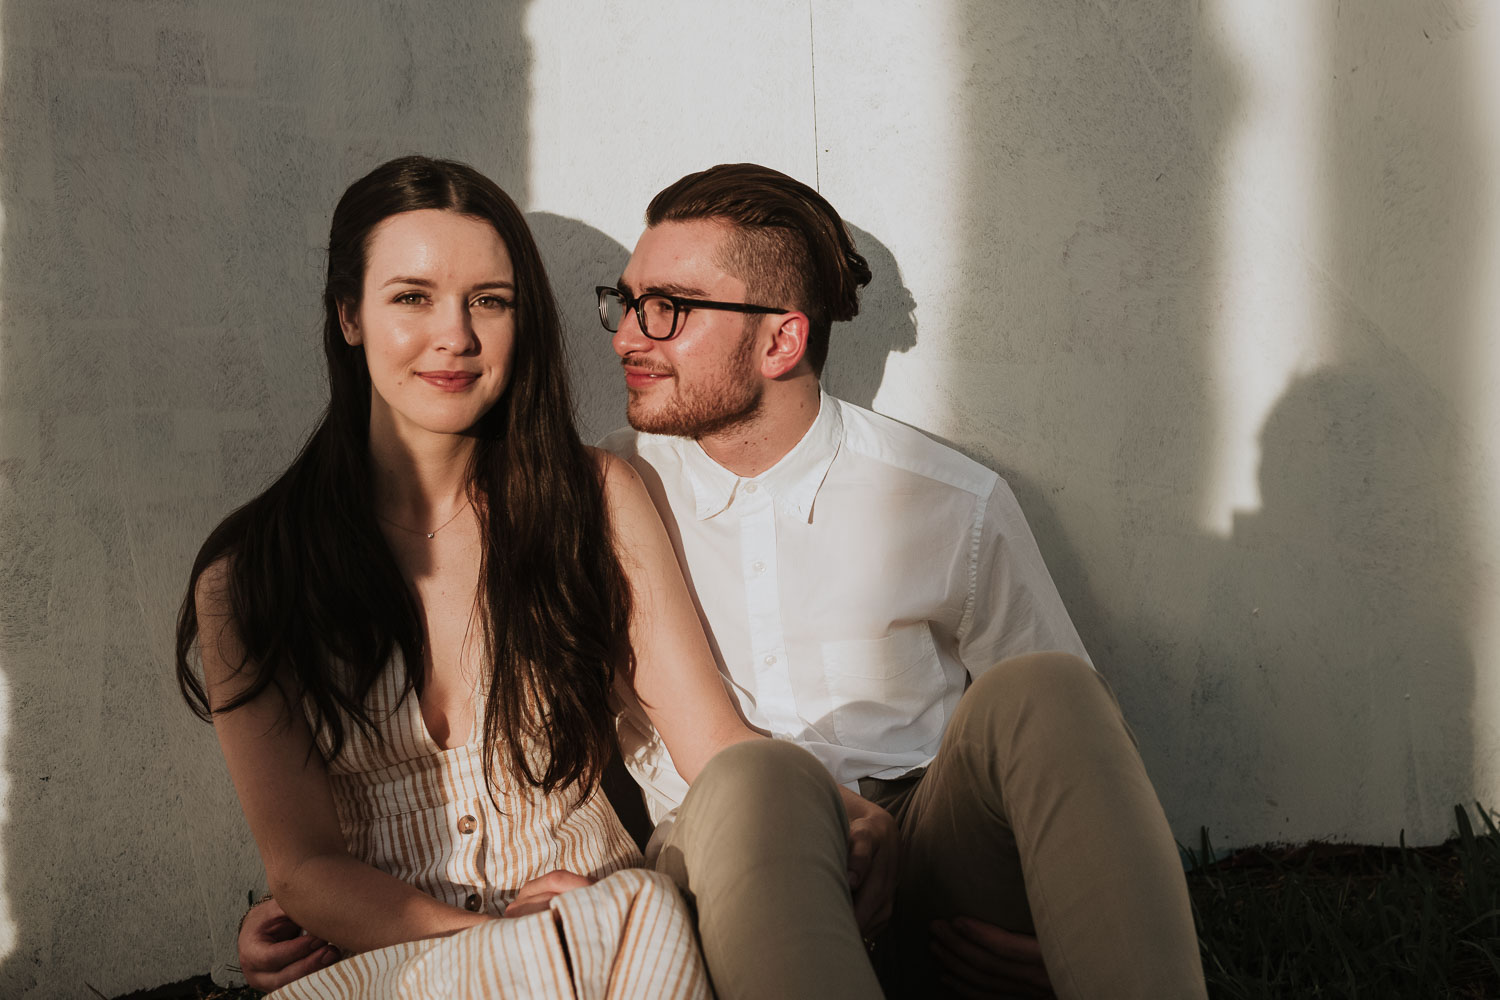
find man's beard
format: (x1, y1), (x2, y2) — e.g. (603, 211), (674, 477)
(624, 332), (763, 439)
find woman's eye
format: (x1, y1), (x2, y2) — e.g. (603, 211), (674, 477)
(473, 295), (514, 310)
(393, 291), (426, 305)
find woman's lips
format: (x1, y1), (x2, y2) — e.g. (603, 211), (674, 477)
(417, 371), (479, 391)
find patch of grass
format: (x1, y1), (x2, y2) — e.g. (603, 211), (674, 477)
(107, 976), (259, 1000)
(1184, 803), (1500, 999)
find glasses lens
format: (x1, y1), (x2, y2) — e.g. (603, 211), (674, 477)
(639, 295), (678, 340)
(598, 288), (626, 331)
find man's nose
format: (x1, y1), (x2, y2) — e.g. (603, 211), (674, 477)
(611, 305), (652, 358)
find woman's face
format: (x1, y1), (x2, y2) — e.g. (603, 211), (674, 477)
(339, 209), (517, 443)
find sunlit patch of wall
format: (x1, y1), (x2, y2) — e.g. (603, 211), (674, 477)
(1198, 0), (1335, 536)
(521, 0), (818, 443)
(802, 3), (963, 420)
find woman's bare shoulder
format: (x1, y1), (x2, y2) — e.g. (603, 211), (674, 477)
(589, 446), (648, 498)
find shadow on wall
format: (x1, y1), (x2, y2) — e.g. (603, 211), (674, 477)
(822, 224), (918, 411)
(951, 1), (1477, 845)
(0, 1), (532, 995)
(527, 212), (631, 445)
(1158, 365), (1473, 842)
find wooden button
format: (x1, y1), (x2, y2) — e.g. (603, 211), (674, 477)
(465, 893), (481, 912)
(458, 814), (478, 835)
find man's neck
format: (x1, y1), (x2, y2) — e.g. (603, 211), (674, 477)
(696, 374), (822, 479)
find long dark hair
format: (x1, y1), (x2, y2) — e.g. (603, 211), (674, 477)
(175, 155), (631, 797)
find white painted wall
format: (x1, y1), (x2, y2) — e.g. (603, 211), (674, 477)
(1, 0), (1495, 994)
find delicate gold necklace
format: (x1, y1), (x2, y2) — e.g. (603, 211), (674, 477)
(377, 498), (472, 539)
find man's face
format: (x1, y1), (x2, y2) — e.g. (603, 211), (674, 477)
(613, 219), (764, 438)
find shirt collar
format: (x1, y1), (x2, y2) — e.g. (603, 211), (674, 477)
(677, 391), (843, 522)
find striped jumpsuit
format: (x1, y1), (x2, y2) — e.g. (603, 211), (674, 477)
(269, 662), (710, 1000)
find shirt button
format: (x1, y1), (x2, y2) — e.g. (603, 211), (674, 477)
(744, 483), (758, 493)
(751, 560), (766, 574)
(458, 815), (477, 835)
(764, 654), (778, 666)
(465, 893), (482, 912)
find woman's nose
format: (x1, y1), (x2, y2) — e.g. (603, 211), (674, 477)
(435, 300), (479, 354)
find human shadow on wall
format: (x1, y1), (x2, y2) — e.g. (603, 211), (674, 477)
(953, 2), (1479, 847)
(527, 213), (631, 445)
(0, 1), (533, 995)
(822, 225), (918, 411)
(1135, 366), (1474, 842)
(1119, 2), (1480, 846)
(1307, 0), (1479, 844)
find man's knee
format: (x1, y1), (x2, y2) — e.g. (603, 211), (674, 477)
(955, 652), (1119, 739)
(664, 740), (847, 887)
(690, 738), (838, 813)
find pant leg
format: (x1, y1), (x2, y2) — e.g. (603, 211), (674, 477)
(888, 652), (1206, 1000)
(652, 739), (883, 1000)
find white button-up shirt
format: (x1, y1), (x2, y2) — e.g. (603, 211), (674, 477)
(603, 393), (1089, 821)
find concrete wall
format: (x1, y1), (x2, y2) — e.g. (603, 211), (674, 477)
(1, 0), (1496, 994)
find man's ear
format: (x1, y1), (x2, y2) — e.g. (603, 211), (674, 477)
(337, 299), (362, 346)
(761, 311), (810, 379)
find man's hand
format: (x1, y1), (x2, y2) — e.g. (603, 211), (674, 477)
(931, 917), (1055, 999)
(503, 870), (596, 919)
(838, 788), (899, 936)
(238, 897), (340, 993)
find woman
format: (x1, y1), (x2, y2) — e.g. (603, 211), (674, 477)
(175, 156), (885, 1000)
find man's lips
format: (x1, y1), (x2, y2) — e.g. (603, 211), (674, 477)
(622, 363), (673, 389)
(416, 371), (479, 391)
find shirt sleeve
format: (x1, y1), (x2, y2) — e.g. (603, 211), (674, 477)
(954, 477), (1092, 677)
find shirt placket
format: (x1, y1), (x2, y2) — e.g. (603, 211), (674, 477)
(737, 485), (800, 738)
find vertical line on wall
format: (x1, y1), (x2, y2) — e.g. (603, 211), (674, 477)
(196, 4), (222, 163)
(0, 3), (16, 964)
(808, 0), (820, 188)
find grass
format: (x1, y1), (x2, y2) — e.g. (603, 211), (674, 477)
(112, 804), (1500, 999)
(1184, 804), (1500, 999)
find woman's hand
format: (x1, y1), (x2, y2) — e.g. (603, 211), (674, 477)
(237, 897), (339, 992)
(838, 788), (900, 936)
(503, 870), (596, 918)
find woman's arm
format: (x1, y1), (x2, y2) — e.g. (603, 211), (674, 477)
(196, 560), (492, 954)
(598, 453), (899, 933)
(597, 453), (761, 780)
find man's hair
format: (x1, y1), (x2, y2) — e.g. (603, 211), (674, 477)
(646, 163), (872, 376)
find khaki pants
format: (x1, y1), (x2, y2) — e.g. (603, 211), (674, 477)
(865, 652), (1206, 1000)
(652, 652), (1206, 1000)
(652, 739), (883, 1000)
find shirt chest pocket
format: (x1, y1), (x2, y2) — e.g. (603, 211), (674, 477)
(820, 622), (947, 752)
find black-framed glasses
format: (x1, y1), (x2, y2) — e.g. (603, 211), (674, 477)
(596, 285), (786, 341)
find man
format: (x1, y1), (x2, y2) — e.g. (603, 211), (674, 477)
(596, 163), (1206, 999)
